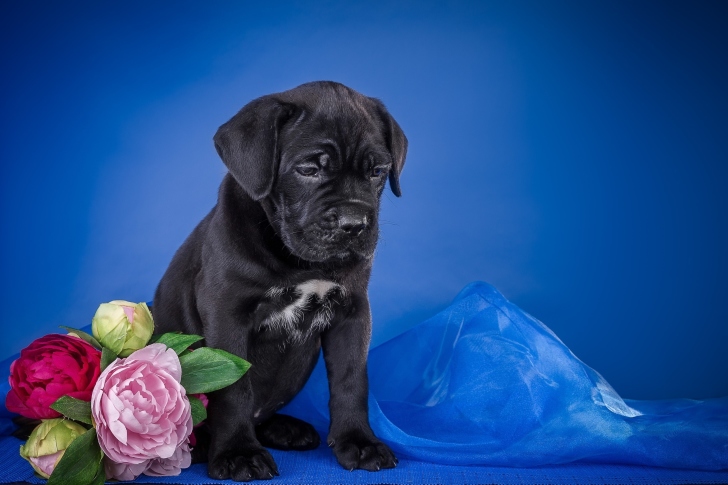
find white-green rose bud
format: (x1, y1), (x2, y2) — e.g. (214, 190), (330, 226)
(19, 418), (87, 479)
(92, 300), (154, 357)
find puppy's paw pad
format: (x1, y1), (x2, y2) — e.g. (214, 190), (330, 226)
(331, 434), (397, 472)
(256, 414), (321, 451)
(208, 448), (278, 482)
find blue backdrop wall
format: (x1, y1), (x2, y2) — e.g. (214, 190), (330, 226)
(1, 1), (727, 400)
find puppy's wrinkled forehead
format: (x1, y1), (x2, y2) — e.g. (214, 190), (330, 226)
(277, 84), (387, 165)
(282, 82), (378, 122)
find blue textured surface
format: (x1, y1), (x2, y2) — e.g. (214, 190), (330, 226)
(1, 435), (728, 485)
(1, 283), (727, 483)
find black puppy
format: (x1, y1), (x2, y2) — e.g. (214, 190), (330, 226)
(153, 81), (407, 481)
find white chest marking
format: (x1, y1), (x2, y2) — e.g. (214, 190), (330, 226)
(263, 279), (343, 343)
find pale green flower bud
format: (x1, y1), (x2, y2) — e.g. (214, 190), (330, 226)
(19, 418), (87, 479)
(92, 300), (154, 357)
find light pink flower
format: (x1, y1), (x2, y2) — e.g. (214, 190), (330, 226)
(104, 458), (151, 481)
(91, 343), (193, 465)
(104, 439), (193, 480)
(144, 439), (192, 477)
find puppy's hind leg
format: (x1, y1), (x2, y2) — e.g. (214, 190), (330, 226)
(256, 414), (321, 451)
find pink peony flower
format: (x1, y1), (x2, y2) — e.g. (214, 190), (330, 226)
(6, 334), (101, 419)
(91, 343), (193, 465)
(104, 439), (192, 480)
(104, 458), (151, 481)
(144, 439), (192, 477)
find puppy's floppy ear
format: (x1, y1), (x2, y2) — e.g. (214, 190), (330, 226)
(372, 99), (408, 197)
(213, 96), (296, 200)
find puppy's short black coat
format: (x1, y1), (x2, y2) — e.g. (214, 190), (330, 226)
(153, 81), (407, 481)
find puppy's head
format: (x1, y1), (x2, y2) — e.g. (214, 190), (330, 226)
(213, 81), (408, 263)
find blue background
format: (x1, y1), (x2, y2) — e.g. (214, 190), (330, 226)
(1, 1), (726, 400)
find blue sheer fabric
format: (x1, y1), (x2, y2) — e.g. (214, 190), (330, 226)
(282, 282), (728, 470)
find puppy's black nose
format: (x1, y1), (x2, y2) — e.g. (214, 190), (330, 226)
(339, 213), (368, 236)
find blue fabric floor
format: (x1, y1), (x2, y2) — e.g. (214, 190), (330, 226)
(2, 434), (728, 484)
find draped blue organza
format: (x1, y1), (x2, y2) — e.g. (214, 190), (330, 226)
(282, 282), (728, 470)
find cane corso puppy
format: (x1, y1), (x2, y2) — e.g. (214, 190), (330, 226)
(153, 81), (407, 481)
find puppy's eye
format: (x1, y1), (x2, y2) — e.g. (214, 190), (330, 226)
(370, 167), (387, 178)
(296, 166), (320, 177)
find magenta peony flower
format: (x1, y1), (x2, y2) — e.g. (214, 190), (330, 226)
(6, 334), (101, 419)
(91, 343), (193, 465)
(189, 393), (208, 447)
(193, 393), (209, 409)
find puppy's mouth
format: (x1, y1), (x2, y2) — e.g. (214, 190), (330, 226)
(280, 222), (377, 263)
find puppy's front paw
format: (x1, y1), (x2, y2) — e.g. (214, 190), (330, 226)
(207, 447), (279, 482)
(329, 432), (397, 471)
(256, 413), (321, 451)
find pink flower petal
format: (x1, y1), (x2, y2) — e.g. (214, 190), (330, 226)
(144, 440), (192, 477)
(125, 344), (182, 381)
(104, 457), (150, 481)
(122, 305), (135, 324)
(29, 451), (63, 478)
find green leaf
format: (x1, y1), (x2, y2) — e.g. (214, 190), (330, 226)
(60, 326), (102, 350)
(147, 331), (178, 344)
(101, 346), (118, 371)
(180, 348), (251, 394)
(154, 332), (204, 355)
(91, 466), (107, 485)
(189, 395), (207, 426)
(49, 396), (93, 426)
(47, 428), (104, 485)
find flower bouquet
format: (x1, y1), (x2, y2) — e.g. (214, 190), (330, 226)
(6, 300), (250, 484)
